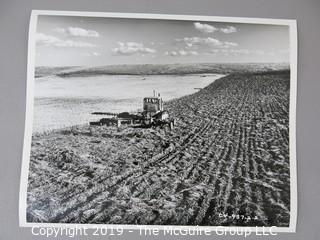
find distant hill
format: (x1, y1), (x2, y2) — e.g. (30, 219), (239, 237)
(35, 66), (79, 78)
(35, 63), (289, 78)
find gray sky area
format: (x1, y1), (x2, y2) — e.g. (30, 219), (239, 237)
(35, 15), (290, 66)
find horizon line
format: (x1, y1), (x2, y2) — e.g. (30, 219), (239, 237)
(35, 61), (290, 68)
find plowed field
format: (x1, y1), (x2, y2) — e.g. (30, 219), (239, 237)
(27, 70), (290, 227)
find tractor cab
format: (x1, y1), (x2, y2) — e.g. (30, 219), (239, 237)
(142, 91), (172, 126)
(143, 91), (163, 115)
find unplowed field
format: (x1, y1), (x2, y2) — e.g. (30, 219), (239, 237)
(27, 70), (290, 227)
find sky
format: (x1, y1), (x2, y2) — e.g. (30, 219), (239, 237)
(35, 15), (290, 67)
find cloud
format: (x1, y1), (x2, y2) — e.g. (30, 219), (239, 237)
(222, 41), (239, 48)
(220, 26), (237, 34)
(36, 33), (60, 45)
(165, 51), (178, 56)
(112, 42), (156, 55)
(194, 23), (237, 34)
(180, 37), (222, 47)
(36, 33), (96, 48)
(82, 52), (101, 57)
(165, 50), (198, 56)
(209, 48), (265, 55)
(149, 41), (165, 46)
(176, 37), (238, 49)
(54, 27), (99, 37)
(194, 22), (217, 33)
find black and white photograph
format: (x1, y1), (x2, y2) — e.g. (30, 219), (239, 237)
(20, 11), (297, 231)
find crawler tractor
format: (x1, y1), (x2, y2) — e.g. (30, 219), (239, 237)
(90, 91), (175, 130)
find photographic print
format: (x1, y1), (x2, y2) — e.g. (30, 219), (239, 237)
(20, 11), (297, 232)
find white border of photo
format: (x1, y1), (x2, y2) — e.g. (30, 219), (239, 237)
(19, 10), (297, 233)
